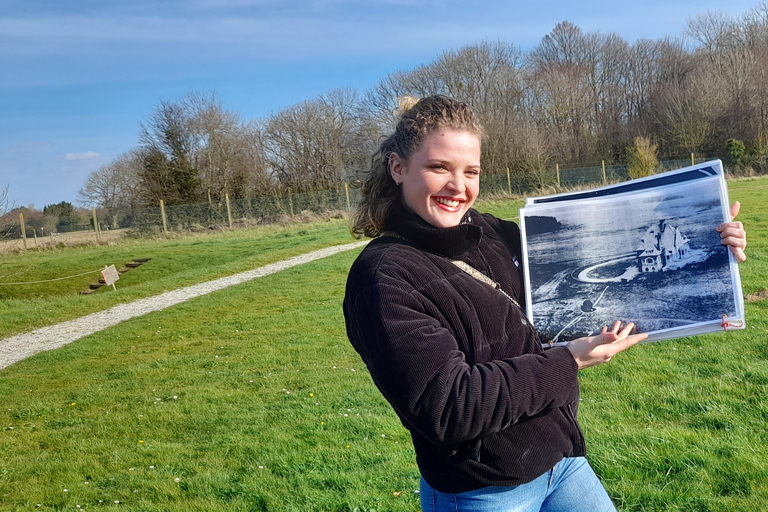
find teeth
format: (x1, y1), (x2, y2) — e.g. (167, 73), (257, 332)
(435, 198), (461, 208)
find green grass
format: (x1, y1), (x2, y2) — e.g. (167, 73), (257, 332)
(0, 218), (355, 339)
(0, 180), (766, 510)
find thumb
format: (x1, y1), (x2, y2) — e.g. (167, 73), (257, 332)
(730, 201), (741, 221)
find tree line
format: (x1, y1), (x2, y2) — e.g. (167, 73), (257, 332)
(77, 5), (768, 224)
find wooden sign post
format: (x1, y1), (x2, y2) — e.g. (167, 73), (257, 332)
(101, 265), (120, 291)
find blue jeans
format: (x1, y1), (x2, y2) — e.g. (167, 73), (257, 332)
(419, 457), (616, 512)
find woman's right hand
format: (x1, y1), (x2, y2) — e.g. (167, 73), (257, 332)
(567, 321), (648, 369)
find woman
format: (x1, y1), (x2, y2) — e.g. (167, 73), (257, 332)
(342, 95), (747, 512)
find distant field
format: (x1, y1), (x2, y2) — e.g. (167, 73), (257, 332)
(0, 178), (766, 511)
(0, 228), (126, 254)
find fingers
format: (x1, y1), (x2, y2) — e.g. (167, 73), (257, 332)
(717, 220), (744, 231)
(599, 321), (635, 342)
(590, 322), (635, 348)
(567, 322), (646, 369)
(719, 225), (747, 263)
(610, 331), (648, 352)
(596, 325), (646, 359)
(616, 321), (635, 338)
(729, 246), (747, 263)
(720, 228), (746, 245)
(717, 204), (747, 263)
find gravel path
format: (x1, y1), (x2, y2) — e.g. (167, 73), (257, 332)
(0, 240), (367, 371)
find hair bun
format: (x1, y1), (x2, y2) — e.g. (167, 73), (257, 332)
(394, 95), (420, 118)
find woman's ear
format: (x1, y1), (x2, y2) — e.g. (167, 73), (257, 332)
(389, 153), (403, 185)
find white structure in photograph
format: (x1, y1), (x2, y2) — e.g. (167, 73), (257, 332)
(637, 220), (691, 272)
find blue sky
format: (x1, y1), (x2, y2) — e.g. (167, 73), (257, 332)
(0, 0), (759, 209)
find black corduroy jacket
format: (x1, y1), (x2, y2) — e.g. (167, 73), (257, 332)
(343, 204), (584, 493)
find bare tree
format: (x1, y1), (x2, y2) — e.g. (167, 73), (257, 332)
(78, 150), (143, 209)
(186, 92), (250, 201)
(687, 11), (756, 138)
(625, 39), (662, 130)
(0, 185), (10, 217)
(527, 21), (596, 162)
(265, 87), (372, 191)
(365, 41), (527, 175)
(656, 71), (724, 155)
(77, 150), (143, 227)
(229, 120), (273, 197)
(511, 121), (557, 191)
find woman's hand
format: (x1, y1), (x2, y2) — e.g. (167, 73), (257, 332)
(717, 201), (747, 263)
(567, 321), (648, 370)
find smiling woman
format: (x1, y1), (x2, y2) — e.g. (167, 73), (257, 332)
(342, 95), (654, 512)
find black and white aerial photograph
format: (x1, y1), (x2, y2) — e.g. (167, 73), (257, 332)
(520, 173), (744, 343)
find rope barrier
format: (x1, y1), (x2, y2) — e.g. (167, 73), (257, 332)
(0, 268), (104, 285)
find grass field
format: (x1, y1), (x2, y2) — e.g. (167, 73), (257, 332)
(0, 215), (357, 340)
(0, 179), (766, 511)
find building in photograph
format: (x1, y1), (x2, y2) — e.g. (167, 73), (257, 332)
(637, 220), (691, 272)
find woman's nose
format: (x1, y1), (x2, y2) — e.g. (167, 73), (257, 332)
(445, 171), (465, 193)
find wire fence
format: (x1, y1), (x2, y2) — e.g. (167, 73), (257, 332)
(0, 156), (725, 244)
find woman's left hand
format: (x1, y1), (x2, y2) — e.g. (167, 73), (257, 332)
(716, 201), (747, 263)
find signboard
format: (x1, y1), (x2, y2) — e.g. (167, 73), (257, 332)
(101, 264), (120, 290)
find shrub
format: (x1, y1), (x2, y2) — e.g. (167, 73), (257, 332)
(627, 136), (659, 179)
(726, 138), (746, 169)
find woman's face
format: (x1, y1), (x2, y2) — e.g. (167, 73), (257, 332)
(389, 129), (481, 229)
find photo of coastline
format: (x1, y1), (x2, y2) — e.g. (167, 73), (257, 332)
(520, 162), (744, 343)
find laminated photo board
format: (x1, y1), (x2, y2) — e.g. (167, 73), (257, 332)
(519, 160), (745, 344)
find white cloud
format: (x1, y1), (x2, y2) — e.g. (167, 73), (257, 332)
(65, 151), (100, 161)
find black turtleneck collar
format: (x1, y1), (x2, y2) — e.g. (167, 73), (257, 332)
(383, 201), (483, 259)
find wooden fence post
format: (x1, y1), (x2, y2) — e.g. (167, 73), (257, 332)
(601, 160), (607, 184)
(506, 167), (512, 195)
(92, 208), (102, 242)
(344, 182), (351, 210)
(160, 199), (168, 234)
(556, 164), (561, 187)
(691, 153), (695, 166)
(19, 213), (27, 249)
(225, 193), (233, 228)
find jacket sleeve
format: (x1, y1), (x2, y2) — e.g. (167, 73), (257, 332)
(344, 278), (580, 447)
